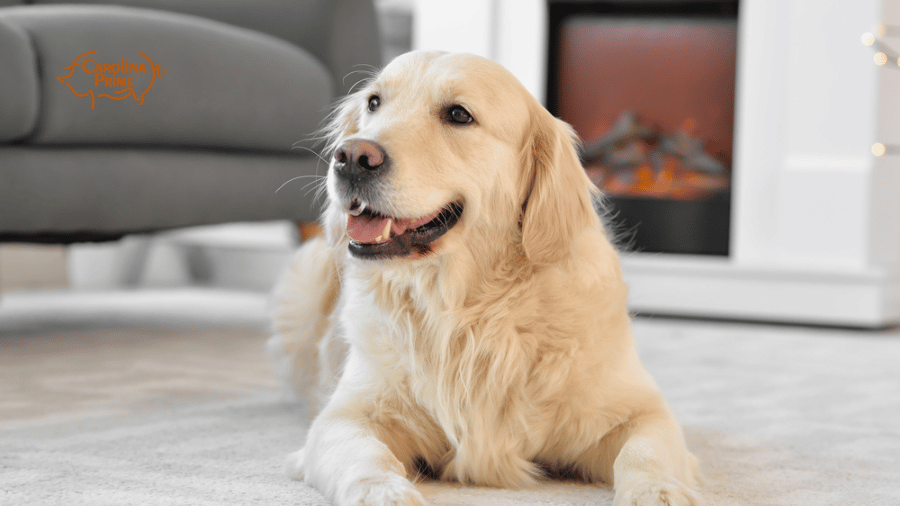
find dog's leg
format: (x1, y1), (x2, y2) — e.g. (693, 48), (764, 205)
(287, 427), (426, 506)
(576, 408), (701, 506)
(287, 355), (428, 506)
(603, 410), (702, 506)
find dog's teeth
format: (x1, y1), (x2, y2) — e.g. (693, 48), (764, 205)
(381, 219), (392, 241)
(347, 200), (367, 217)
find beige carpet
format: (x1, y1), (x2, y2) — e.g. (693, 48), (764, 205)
(1, 289), (899, 505)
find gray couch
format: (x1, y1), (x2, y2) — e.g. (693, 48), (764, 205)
(0, 0), (381, 243)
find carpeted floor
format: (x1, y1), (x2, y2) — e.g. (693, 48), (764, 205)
(1, 289), (899, 505)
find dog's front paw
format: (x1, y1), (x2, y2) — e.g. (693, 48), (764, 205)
(614, 480), (702, 506)
(341, 473), (427, 506)
(284, 448), (306, 481)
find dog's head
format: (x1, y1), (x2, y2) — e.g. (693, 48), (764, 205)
(322, 51), (598, 266)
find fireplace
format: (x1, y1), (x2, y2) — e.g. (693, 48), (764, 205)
(547, 1), (738, 255)
(414, 0), (900, 327)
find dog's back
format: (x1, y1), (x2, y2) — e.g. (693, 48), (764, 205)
(268, 237), (344, 414)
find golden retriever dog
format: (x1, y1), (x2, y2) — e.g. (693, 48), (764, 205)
(268, 51), (702, 506)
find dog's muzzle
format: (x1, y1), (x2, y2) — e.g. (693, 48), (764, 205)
(332, 139), (463, 260)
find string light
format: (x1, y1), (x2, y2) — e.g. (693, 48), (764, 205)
(865, 33), (898, 157)
(865, 30), (900, 69)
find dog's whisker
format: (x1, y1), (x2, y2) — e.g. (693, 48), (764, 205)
(299, 178), (324, 196)
(343, 70), (377, 95)
(303, 180), (329, 202)
(290, 144), (330, 165)
(275, 175), (325, 194)
(345, 65), (380, 81)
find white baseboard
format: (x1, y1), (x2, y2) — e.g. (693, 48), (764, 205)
(622, 254), (900, 327)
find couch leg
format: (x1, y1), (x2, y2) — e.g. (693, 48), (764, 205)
(296, 221), (323, 242)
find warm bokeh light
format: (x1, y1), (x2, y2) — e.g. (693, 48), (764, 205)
(872, 142), (886, 157)
(875, 52), (888, 66)
(862, 32), (875, 46)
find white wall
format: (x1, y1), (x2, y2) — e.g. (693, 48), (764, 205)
(413, 0), (547, 101)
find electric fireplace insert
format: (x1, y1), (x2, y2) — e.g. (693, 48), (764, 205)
(547, 0), (739, 255)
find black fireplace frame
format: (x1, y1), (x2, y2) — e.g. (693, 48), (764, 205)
(546, 0), (739, 256)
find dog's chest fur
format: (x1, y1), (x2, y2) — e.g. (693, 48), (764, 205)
(339, 261), (628, 485)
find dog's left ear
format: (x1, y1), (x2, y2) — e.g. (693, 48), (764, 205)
(520, 107), (597, 265)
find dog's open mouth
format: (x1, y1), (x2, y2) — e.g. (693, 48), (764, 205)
(346, 200), (464, 259)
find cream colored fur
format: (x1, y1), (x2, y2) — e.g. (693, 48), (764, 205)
(269, 51), (702, 506)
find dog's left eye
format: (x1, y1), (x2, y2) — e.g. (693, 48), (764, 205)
(447, 105), (474, 125)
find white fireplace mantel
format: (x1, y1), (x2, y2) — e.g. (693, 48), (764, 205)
(414, 0), (900, 327)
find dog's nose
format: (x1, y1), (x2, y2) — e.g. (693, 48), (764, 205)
(334, 140), (387, 177)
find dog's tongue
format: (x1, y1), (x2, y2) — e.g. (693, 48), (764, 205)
(346, 209), (443, 244)
(347, 214), (392, 244)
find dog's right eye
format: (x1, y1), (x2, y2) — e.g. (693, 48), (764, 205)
(447, 105), (474, 125)
(367, 95), (381, 112)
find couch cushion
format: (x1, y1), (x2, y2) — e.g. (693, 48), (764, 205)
(25, 0), (383, 98)
(0, 5), (334, 152)
(0, 146), (325, 235)
(0, 17), (39, 142)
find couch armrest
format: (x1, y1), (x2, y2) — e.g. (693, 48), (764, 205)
(0, 17), (39, 142)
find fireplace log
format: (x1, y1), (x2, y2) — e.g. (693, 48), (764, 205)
(660, 131), (725, 174)
(580, 110), (657, 164)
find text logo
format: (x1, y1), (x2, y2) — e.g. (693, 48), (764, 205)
(57, 51), (169, 109)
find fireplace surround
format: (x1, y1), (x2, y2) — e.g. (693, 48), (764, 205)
(414, 0), (900, 327)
